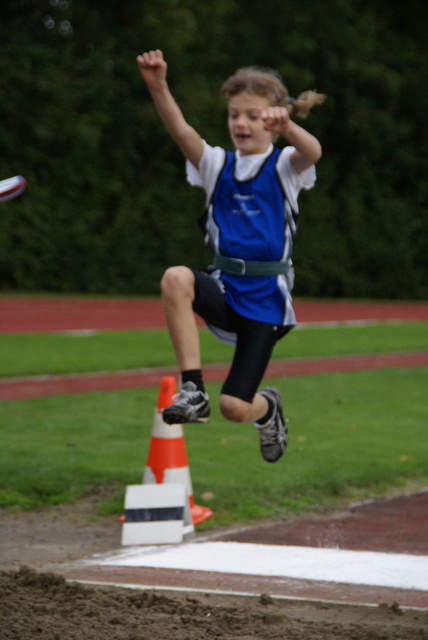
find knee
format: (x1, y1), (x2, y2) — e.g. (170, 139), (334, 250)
(219, 394), (251, 423)
(161, 266), (194, 300)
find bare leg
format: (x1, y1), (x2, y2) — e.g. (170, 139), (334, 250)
(219, 393), (268, 423)
(161, 266), (201, 370)
(162, 267), (270, 425)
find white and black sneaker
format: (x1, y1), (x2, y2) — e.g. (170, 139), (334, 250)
(162, 381), (210, 424)
(255, 388), (288, 463)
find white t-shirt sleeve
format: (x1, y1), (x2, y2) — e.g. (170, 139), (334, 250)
(277, 146), (316, 211)
(185, 141), (226, 203)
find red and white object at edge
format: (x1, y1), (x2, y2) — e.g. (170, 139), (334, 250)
(143, 376), (213, 526)
(0, 176), (27, 201)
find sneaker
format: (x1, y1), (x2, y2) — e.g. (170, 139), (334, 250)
(162, 381), (210, 424)
(255, 388), (288, 463)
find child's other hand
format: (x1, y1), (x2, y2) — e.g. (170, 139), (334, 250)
(136, 49), (167, 88)
(261, 107), (291, 134)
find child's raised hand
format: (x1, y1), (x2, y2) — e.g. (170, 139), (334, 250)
(261, 107), (291, 134)
(136, 49), (167, 88)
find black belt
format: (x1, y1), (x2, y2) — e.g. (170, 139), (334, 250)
(213, 254), (290, 276)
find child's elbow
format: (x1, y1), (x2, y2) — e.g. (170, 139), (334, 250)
(313, 143), (322, 164)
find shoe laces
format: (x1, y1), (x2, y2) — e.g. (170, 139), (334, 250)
(173, 383), (203, 404)
(259, 417), (286, 445)
(259, 425), (279, 445)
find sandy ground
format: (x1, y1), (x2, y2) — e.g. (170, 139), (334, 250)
(2, 566), (427, 640)
(1, 494), (428, 640)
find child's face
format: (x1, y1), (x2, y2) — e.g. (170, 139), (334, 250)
(227, 92), (273, 156)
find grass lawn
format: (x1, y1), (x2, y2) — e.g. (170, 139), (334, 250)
(1, 366), (427, 526)
(1, 321), (427, 377)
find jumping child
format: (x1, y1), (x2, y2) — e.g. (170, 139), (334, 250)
(137, 49), (324, 463)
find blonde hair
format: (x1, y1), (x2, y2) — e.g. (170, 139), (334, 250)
(221, 66), (325, 119)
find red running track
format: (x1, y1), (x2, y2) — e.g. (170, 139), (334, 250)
(0, 296), (427, 401)
(1, 351), (428, 401)
(1, 296), (428, 334)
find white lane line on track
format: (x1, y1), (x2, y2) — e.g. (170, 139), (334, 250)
(295, 318), (423, 329)
(87, 542), (428, 592)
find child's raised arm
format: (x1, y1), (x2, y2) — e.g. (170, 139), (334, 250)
(136, 49), (204, 168)
(261, 106), (322, 173)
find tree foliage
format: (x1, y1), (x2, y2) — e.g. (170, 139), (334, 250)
(0, 0), (426, 298)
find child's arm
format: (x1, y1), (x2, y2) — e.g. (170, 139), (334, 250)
(262, 107), (322, 173)
(136, 49), (204, 168)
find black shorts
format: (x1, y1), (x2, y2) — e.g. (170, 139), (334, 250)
(192, 269), (292, 403)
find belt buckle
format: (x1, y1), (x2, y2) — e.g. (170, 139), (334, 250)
(231, 258), (246, 275)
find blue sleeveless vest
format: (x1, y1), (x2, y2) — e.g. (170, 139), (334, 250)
(206, 148), (296, 325)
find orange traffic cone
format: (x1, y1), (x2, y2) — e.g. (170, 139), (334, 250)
(143, 376), (213, 526)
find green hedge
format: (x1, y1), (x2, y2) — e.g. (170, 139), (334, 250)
(0, 0), (426, 298)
